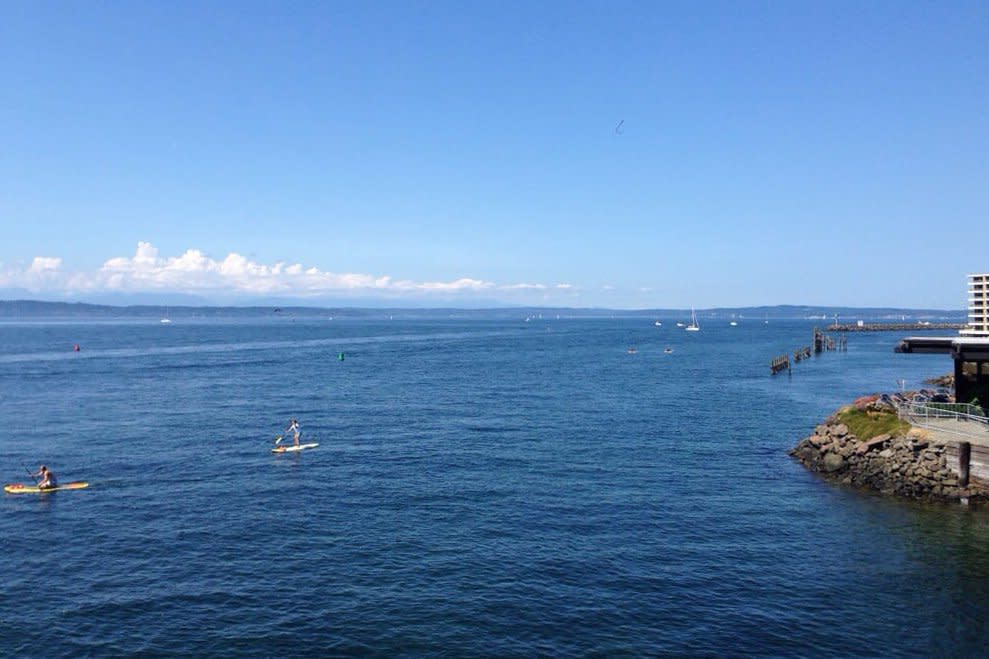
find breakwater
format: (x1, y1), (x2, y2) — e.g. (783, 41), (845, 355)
(790, 396), (988, 502)
(827, 322), (964, 332)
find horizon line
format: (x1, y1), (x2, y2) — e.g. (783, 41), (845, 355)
(0, 298), (967, 314)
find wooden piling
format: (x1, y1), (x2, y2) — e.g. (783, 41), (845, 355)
(959, 441), (972, 487)
(771, 354), (790, 375)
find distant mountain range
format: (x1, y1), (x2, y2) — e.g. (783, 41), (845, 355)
(0, 299), (966, 321)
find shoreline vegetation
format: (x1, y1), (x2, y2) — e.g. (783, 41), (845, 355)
(790, 392), (988, 503)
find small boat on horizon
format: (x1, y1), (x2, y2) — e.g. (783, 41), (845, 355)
(160, 308), (172, 324)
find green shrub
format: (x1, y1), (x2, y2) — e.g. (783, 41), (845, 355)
(836, 407), (910, 439)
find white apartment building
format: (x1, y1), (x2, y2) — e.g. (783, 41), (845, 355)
(962, 273), (989, 337)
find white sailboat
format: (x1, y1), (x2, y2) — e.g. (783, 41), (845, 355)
(160, 308), (172, 324)
(685, 308), (700, 332)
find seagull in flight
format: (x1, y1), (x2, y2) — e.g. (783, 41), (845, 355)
(614, 119), (624, 135)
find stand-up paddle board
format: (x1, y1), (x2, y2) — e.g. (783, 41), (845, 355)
(4, 481), (89, 494)
(272, 442), (319, 453)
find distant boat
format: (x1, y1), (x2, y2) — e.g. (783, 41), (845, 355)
(685, 308), (700, 332)
(160, 308), (172, 324)
(730, 320), (738, 327)
(676, 322), (685, 328)
(627, 346), (638, 354)
(654, 320), (662, 327)
(664, 347), (673, 354)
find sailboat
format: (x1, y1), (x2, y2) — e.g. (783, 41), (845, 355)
(685, 308), (700, 332)
(160, 308), (172, 324)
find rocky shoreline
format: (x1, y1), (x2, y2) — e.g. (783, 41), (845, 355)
(790, 394), (988, 502)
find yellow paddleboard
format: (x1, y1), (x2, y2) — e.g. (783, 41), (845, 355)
(4, 481), (89, 494)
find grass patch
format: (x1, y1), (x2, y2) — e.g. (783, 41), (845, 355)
(836, 407), (911, 440)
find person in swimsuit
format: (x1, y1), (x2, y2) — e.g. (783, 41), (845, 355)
(285, 418), (301, 447)
(32, 464), (57, 489)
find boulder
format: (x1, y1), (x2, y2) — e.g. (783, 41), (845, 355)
(856, 435), (890, 455)
(798, 447), (818, 463)
(823, 452), (845, 473)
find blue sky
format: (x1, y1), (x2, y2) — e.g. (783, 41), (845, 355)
(1, 1), (987, 308)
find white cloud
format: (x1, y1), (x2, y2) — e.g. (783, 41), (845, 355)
(28, 257), (62, 273)
(0, 242), (567, 302)
(504, 283), (547, 291)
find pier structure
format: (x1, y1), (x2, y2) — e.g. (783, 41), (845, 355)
(896, 400), (989, 486)
(891, 274), (989, 493)
(895, 336), (989, 406)
(895, 335), (989, 493)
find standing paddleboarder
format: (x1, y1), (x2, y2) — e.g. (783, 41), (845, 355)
(285, 418), (302, 447)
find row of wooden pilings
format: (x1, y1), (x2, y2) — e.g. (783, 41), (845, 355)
(813, 327), (847, 353)
(770, 327), (847, 375)
(770, 354), (790, 375)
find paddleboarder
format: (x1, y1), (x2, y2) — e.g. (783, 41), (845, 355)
(32, 464), (57, 490)
(285, 418), (302, 447)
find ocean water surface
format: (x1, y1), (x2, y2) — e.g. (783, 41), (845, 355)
(2, 314), (988, 656)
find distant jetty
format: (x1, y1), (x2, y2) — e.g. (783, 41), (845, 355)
(826, 322), (964, 332)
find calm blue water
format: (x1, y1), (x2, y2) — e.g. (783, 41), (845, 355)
(2, 316), (988, 656)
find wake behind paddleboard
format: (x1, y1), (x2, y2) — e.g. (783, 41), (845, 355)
(272, 442), (319, 453)
(4, 481), (89, 494)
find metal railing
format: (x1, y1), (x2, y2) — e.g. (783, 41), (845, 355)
(898, 401), (989, 441)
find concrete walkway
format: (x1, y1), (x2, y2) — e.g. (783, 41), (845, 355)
(900, 406), (989, 447)
(902, 414), (989, 447)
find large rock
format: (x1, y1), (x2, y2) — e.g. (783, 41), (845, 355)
(823, 453), (846, 473)
(856, 435), (890, 455)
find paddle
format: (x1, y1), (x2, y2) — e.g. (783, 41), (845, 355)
(274, 434), (284, 445)
(23, 464), (39, 485)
